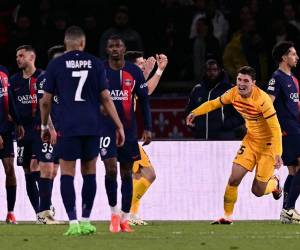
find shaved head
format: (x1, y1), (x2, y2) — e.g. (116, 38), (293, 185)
(64, 26), (86, 51)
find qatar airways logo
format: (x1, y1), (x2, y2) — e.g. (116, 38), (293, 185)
(290, 92), (299, 102)
(17, 94), (37, 104)
(110, 90), (129, 101)
(53, 95), (59, 104)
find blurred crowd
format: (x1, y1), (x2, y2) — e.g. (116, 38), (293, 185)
(1, 0), (300, 88)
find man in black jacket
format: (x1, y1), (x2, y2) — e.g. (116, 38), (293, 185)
(185, 59), (244, 140)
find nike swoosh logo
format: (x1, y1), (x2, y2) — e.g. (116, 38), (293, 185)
(285, 212), (293, 217)
(260, 102), (265, 107)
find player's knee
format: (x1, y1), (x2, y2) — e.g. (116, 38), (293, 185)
(6, 174), (17, 186)
(228, 177), (240, 186)
(251, 186), (264, 197)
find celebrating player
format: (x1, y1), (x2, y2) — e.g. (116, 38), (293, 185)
(125, 51), (168, 225)
(186, 66), (282, 224)
(267, 41), (300, 223)
(99, 36), (152, 233)
(40, 26), (124, 236)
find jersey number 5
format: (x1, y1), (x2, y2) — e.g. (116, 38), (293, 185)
(72, 70), (88, 101)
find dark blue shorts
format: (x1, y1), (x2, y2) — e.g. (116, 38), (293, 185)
(33, 131), (57, 163)
(99, 128), (140, 163)
(282, 134), (300, 166)
(56, 135), (99, 161)
(0, 131), (14, 159)
(16, 138), (36, 167)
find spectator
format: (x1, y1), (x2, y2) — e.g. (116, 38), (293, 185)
(185, 59), (244, 140)
(98, 5), (143, 59)
(191, 16), (221, 81)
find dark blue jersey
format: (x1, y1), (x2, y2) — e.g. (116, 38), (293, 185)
(10, 69), (43, 126)
(43, 50), (108, 137)
(0, 65), (19, 133)
(103, 61), (152, 140)
(35, 73), (59, 130)
(267, 69), (300, 135)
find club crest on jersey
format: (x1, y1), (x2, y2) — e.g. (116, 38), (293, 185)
(268, 78), (275, 86)
(124, 79), (132, 86)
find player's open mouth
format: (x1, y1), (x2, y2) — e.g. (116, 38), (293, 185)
(238, 86), (246, 91)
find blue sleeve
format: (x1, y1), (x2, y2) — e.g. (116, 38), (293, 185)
(266, 76), (280, 97)
(44, 61), (56, 94)
(134, 68), (152, 131)
(36, 74), (47, 101)
(8, 87), (21, 125)
(97, 61), (108, 93)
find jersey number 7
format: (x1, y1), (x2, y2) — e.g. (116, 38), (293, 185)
(72, 70), (88, 101)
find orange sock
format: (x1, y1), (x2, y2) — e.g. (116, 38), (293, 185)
(224, 184), (238, 218)
(264, 177), (277, 195)
(130, 177), (151, 214)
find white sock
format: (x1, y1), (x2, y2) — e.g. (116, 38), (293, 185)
(121, 211), (130, 222)
(110, 205), (119, 215)
(81, 217), (90, 222)
(70, 220), (79, 225)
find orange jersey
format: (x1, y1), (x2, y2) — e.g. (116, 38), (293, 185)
(192, 86), (282, 155)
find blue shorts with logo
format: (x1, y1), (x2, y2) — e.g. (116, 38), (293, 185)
(33, 130), (58, 164)
(282, 134), (300, 166)
(99, 127), (140, 163)
(16, 124), (37, 167)
(0, 131), (14, 159)
(56, 135), (100, 161)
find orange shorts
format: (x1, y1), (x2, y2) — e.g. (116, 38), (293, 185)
(132, 144), (152, 173)
(233, 137), (276, 182)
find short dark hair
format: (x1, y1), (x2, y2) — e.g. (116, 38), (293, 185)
(272, 41), (294, 63)
(237, 66), (256, 80)
(48, 45), (65, 60)
(64, 26), (85, 40)
(16, 45), (36, 54)
(107, 35), (125, 45)
(124, 51), (144, 62)
(205, 59), (220, 68)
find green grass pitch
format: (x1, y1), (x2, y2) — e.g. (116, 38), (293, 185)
(1, 221), (300, 250)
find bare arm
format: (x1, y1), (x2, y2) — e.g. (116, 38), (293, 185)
(40, 92), (53, 142)
(147, 54), (168, 95)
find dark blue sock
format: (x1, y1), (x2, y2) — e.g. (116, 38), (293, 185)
(25, 173), (39, 213)
(49, 179), (54, 206)
(60, 175), (77, 220)
(39, 178), (52, 212)
(121, 175), (133, 213)
(283, 175), (294, 209)
(105, 175), (117, 207)
(6, 185), (16, 212)
(286, 171), (300, 209)
(82, 174), (96, 218)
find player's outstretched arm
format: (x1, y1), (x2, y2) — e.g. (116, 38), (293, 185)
(147, 54), (168, 95)
(265, 114), (283, 169)
(100, 89), (125, 147)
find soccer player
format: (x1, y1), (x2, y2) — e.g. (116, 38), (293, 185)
(267, 41), (300, 223)
(35, 45), (65, 224)
(40, 26), (124, 236)
(10, 45), (43, 217)
(99, 36), (152, 233)
(186, 66), (283, 224)
(0, 65), (24, 224)
(125, 51), (168, 225)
